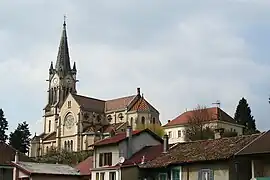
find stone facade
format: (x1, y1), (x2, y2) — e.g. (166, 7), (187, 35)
(29, 21), (160, 157)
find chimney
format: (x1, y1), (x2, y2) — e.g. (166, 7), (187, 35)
(168, 120), (171, 123)
(126, 126), (132, 158)
(141, 155), (145, 164)
(214, 128), (224, 139)
(137, 88), (141, 95)
(14, 151), (19, 163)
(163, 134), (169, 153)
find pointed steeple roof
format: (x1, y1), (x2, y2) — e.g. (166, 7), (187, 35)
(55, 17), (71, 76)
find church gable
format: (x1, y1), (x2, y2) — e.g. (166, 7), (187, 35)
(129, 96), (159, 114)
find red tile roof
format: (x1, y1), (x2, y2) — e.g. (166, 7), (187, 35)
(122, 145), (163, 166)
(76, 156), (93, 176)
(130, 97), (159, 114)
(164, 107), (236, 127)
(105, 95), (136, 112)
(140, 133), (262, 168)
(92, 129), (163, 147)
(92, 130), (142, 147)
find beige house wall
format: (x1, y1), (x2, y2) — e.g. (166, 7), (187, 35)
(182, 162), (229, 180)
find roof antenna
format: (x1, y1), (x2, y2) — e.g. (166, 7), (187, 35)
(212, 100), (221, 108)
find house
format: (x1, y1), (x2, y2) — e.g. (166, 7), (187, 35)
(90, 126), (163, 180)
(30, 20), (161, 157)
(139, 130), (270, 180)
(12, 151), (81, 180)
(0, 142), (33, 180)
(163, 107), (244, 144)
(76, 156), (93, 180)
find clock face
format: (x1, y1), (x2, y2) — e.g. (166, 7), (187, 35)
(53, 78), (58, 84)
(65, 114), (74, 129)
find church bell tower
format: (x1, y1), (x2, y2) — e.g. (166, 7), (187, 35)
(44, 18), (77, 115)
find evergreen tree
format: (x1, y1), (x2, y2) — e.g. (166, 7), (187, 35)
(234, 97), (257, 134)
(9, 121), (31, 154)
(0, 109), (8, 142)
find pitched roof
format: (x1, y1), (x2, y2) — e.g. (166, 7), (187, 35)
(12, 161), (80, 176)
(164, 107), (236, 127)
(72, 94), (105, 112)
(105, 95), (136, 112)
(0, 142), (33, 165)
(130, 97), (159, 113)
(140, 133), (262, 168)
(92, 129), (163, 147)
(43, 132), (56, 141)
(236, 130), (270, 155)
(75, 156), (93, 176)
(122, 145), (163, 166)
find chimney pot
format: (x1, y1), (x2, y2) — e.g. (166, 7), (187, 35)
(168, 120), (171, 123)
(163, 134), (169, 153)
(137, 88), (141, 95)
(15, 151), (19, 163)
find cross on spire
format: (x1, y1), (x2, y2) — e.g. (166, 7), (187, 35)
(63, 15), (67, 26)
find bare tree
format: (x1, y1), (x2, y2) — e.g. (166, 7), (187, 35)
(186, 105), (214, 141)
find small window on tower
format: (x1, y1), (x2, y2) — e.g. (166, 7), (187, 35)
(68, 101), (71, 108)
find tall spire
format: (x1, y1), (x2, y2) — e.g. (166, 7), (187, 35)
(55, 16), (71, 76)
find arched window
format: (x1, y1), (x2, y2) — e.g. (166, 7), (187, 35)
(48, 120), (51, 132)
(141, 117), (145, 128)
(64, 141), (67, 150)
(107, 115), (112, 122)
(46, 146), (49, 153)
(68, 141), (70, 152)
(71, 140), (73, 152)
(152, 117), (156, 124)
(130, 117), (134, 129)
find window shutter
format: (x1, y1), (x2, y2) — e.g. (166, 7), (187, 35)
(209, 169), (214, 180)
(198, 170), (202, 180)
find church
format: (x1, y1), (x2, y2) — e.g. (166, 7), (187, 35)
(29, 20), (160, 157)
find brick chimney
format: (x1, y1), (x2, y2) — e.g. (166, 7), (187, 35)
(214, 128), (225, 139)
(13, 151), (19, 180)
(137, 87), (141, 95)
(163, 134), (169, 153)
(126, 126), (132, 158)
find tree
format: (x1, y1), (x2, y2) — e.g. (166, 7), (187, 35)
(136, 123), (165, 138)
(9, 121), (31, 154)
(185, 105), (215, 141)
(0, 109), (8, 142)
(234, 97), (258, 135)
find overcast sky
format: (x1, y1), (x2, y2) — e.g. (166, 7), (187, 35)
(0, 1), (270, 135)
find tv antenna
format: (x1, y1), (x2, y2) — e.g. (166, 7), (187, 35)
(212, 100), (221, 108)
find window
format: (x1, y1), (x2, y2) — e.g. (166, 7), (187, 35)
(64, 141), (67, 150)
(109, 172), (116, 180)
(153, 117), (156, 124)
(198, 169), (214, 180)
(130, 117), (134, 128)
(48, 120), (51, 132)
(159, 173), (167, 180)
(107, 115), (112, 122)
(171, 168), (181, 180)
(118, 113), (124, 121)
(178, 130), (182, 138)
(68, 101), (71, 108)
(70, 140), (73, 151)
(96, 173), (99, 180)
(141, 116), (145, 126)
(46, 146), (49, 153)
(168, 131), (172, 138)
(100, 172), (105, 180)
(99, 152), (112, 167)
